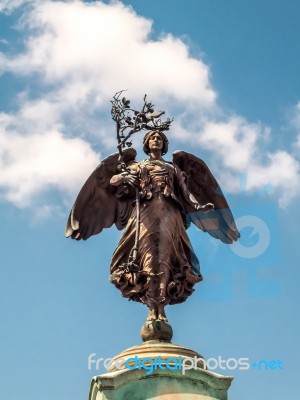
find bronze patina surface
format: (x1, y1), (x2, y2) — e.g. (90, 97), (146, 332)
(65, 94), (239, 338)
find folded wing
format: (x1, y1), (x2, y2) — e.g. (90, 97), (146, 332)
(65, 148), (136, 240)
(173, 151), (240, 244)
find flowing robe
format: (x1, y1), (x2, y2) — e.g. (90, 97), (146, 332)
(110, 160), (202, 309)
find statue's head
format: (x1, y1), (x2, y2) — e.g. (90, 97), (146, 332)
(143, 130), (169, 155)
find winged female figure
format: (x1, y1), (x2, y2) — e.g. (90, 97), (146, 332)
(65, 128), (240, 324)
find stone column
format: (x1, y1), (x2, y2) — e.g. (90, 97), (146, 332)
(88, 341), (233, 400)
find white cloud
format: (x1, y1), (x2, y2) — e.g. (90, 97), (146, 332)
(0, 0), (217, 208)
(0, 0), (299, 210)
(1, 0), (216, 107)
(173, 116), (300, 206)
(195, 117), (265, 170)
(247, 151), (300, 206)
(0, 120), (100, 206)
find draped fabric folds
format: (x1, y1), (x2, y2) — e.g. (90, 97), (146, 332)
(110, 160), (202, 308)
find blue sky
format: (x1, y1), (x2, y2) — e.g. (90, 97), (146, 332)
(0, 1), (299, 399)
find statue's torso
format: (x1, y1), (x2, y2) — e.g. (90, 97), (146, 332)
(136, 160), (177, 200)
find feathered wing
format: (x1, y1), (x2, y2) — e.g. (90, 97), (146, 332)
(173, 151), (240, 244)
(65, 148), (137, 240)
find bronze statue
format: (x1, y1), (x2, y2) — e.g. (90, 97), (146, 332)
(65, 93), (239, 332)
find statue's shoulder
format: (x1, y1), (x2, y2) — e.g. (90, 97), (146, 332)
(138, 159), (151, 168)
(139, 159), (150, 164)
(163, 160), (177, 172)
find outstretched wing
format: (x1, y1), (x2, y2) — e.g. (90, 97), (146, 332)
(173, 151), (240, 244)
(65, 148), (136, 240)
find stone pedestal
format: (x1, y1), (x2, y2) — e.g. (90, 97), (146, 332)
(88, 341), (233, 400)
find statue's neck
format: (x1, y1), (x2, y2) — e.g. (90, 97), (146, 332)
(149, 150), (163, 160)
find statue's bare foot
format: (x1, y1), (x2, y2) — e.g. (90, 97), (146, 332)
(158, 307), (168, 322)
(147, 308), (157, 321)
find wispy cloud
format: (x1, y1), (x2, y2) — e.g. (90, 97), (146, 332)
(291, 102), (300, 152)
(173, 115), (300, 207)
(0, 0), (31, 14)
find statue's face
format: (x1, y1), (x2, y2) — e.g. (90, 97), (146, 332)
(148, 132), (163, 151)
